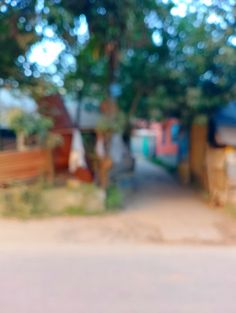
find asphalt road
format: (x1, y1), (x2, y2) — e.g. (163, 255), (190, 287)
(0, 245), (236, 313)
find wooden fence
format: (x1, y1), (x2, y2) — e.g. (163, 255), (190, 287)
(206, 146), (227, 205)
(189, 123), (208, 189)
(0, 149), (52, 184)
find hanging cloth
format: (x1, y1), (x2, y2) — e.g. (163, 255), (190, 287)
(95, 136), (106, 158)
(69, 129), (87, 173)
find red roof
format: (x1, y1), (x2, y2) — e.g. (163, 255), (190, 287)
(37, 94), (73, 130)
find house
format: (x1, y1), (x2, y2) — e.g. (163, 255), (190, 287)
(38, 94), (74, 172)
(150, 118), (179, 166)
(206, 102), (236, 204)
(131, 118), (180, 165)
(64, 96), (100, 130)
(38, 94), (94, 182)
(187, 102), (236, 205)
(0, 89), (51, 185)
(209, 101), (236, 147)
(0, 90), (97, 185)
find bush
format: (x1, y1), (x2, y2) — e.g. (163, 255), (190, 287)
(7, 108), (53, 150)
(0, 180), (107, 218)
(106, 185), (123, 210)
(1, 184), (49, 219)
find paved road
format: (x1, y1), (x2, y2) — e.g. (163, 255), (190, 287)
(0, 245), (236, 313)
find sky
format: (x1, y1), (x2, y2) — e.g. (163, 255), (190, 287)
(29, 14), (89, 68)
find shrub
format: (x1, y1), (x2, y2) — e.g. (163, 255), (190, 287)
(106, 185), (123, 210)
(1, 184), (48, 219)
(7, 108), (53, 150)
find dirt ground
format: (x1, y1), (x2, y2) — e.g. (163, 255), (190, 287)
(0, 158), (236, 247)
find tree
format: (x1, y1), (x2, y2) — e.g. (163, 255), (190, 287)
(61, 0), (236, 123)
(62, 0), (174, 105)
(0, 1), (36, 86)
(2, 0), (236, 124)
(169, 1), (236, 122)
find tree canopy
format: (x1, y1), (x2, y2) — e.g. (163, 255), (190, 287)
(1, 0), (236, 121)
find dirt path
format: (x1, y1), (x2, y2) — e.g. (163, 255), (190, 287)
(124, 158), (236, 244)
(0, 159), (236, 246)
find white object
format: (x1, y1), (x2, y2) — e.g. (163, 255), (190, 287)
(109, 133), (125, 164)
(69, 129), (87, 173)
(217, 127), (236, 146)
(95, 137), (106, 158)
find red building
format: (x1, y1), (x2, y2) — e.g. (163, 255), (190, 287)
(38, 94), (74, 172)
(150, 118), (179, 157)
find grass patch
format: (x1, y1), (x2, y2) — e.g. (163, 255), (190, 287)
(0, 180), (126, 219)
(64, 206), (104, 216)
(106, 185), (124, 210)
(0, 181), (106, 219)
(1, 185), (49, 219)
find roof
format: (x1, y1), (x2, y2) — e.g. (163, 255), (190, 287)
(210, 101), (236, 146)
(214, 101), (236, 127)
(37, 94), (73, 130)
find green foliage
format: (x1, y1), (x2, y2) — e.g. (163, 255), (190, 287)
(7, 108), (53, 144)
(7, 108), (36, 136)
(0, 181), (106, 219)
(44, 133), (64, 149)
(192, 115), (208, 126)
(106, 185), (123, 210)
(1, 185), (48, 219)
(33, 115), (54, 144)
(64, 206), (103, 216)
(0, 1), (37, 86)
(2, 0), (236, 122)
(96, 112), (127, 134)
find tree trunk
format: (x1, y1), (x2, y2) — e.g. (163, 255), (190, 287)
(107, 42), (119, 96)
(129, 89), (143, 116)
